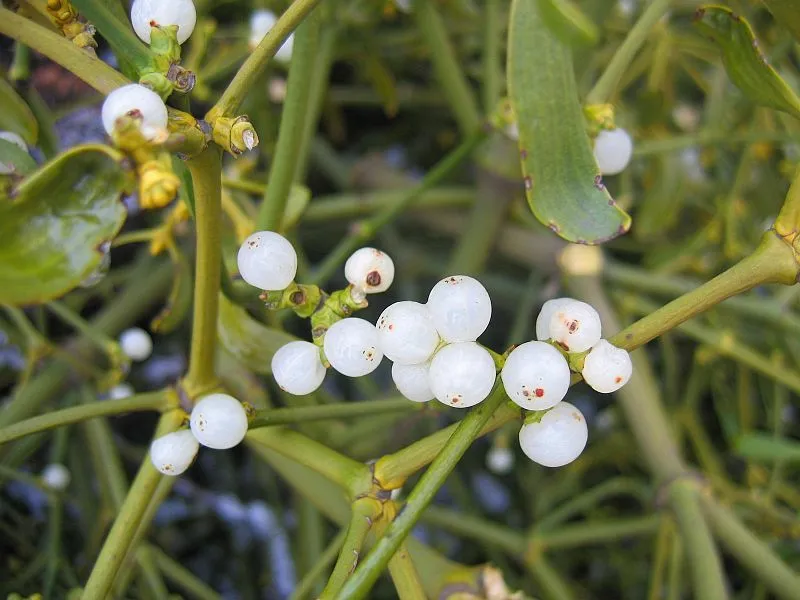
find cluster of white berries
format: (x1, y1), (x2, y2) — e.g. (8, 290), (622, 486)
(150, 393), (249, 476)
(593, 128), (633, 176)
(249, 9), (294, 61)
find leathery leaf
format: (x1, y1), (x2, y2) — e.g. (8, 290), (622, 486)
(508, 0), (631, 244)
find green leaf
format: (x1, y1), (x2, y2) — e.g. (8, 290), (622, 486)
(693, 5), (800, 121)
(150, 244), (192, 333)
(536, 0), (599, 46)
(734, 433), (800, 462)
(0, 139), (37, 175)
(761, 0), (800, 44)
(507, 0), (631, 244)
(0, 78), (38, 145)
(217, 294), (297, 375)
(0, 145), (130, 305)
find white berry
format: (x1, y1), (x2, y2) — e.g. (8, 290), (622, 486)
(0, 131), (28, 175)
(344, 248), (395, 295)
(190, 393), (249, 450)
(119, 327), (153, 362)
(518, 402), (588, 468)
(391, 361), (434, 402)
(131, 0), (197, 44)
(501, 341), (570, 411)
(376, 301), (440, 365)
(271, 341), (326, 395)
(427, 275), (491, 343)
(109, 383), (135, 400)
(536, 298), (570, 341)
(41, 463), (71, 491)
(237, 231), (298, 291)
(324, 318), (383, 377)
(428, 342), (496, 408)
(548, 299), (602, 353)
(582, 339), (632, 393)
(593, 128), (633, 176)
(150, 429), (199, 476)
(249, 9), (294, 61)
(486, 446), (514, 474)
(101, 84), (168, 140)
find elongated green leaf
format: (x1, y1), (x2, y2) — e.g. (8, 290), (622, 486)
(0, 139), (37, 175)
(537, 0), (599, 46)
(151, 245), (192, 333)
(761, 0), (800, 44)
(0, 145), (130, 305)
(218, 294), (297, 375)
(0, 78), (38, 144)
(694, 5), (800, 120)
(735, 433), (800, 462)
(508, 0), (630, 243)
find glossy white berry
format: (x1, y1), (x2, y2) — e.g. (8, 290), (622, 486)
(501, 341), (570, 411)
(42, 463), (71, 491)
(101, 84), (168, 140)
(593, 128), (633, 176)
(391, 361), (434, 402)
(376, 301), (440, 365)
(190, 393), (249, 450)
(427, 275), (492, 343)
(536, 298), (570, 341)
(248, 9), (293, 60)
(582, 339), (633, 393)
(237, 231), (297, 291)
(271, 341), (326, 395)
(428, 342), (496, 408)
(345, 248), (395, 294)
(548, 299), (602, 353)
(518, 402), (588, 468)
(324, 318), (383, 377)
(131, 0), (197, 44)
(119, 327), (153, 362)
(486, 446), (514, 475)
(109, 383), (135, 400)
(150, 429), (199, 476)
(393, 0), (412, 13)
(0, 131), (28, 175)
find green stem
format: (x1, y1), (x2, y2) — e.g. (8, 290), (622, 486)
(387, 541), (427, 600)
(412, 0), (481, 134)
(421, 506), (526, 555)
(337, 386), (506, 599)
(309, 128), (488, 286)
(185, 148), (223, 397)
(211, 0), (325, 117)
(481, 0), (502, 113)
(701, 495), (800, 600)
(290, 530), (346, 600)
(668, 483), (728, 600)
(524, 555), (575, 600)
(633, 129), (800, 156)
(82, 410), (183, 597)
(319, 498), (379, 599)
(0, 391), (171, 445)
(0, 7), (129, 93)
(537, 515), (662, 550)
(257, 10), (321, 231)
(249, 398), (420, 429)
(71, 0), (152, 72)
(585, 0), (672, 104)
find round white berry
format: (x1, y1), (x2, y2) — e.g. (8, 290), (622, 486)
(101, 84), (168, 140)
(41, 463), (71, 491)
(237, 231), (298, 291)
(271, 341), (326, 395)
(376, 301), (440, 365)
(518, 402), (588, 468)
(150, 429), (199, 476)
(427, 275), (492, 343)
(536, 298), (570, 341)
(393, 0), (412, 13)
(391, 361), (434, 402)
(428, 342), (496, 408)
(323, 318), (383, 377)
(131, 0), (197, 44)
(501, 341), (570, 411)
(190, 393), (249, 450)
(582, 339), (632, 393)
(248, 9), (293, 60)
(548, 299), (602, 353)
(109, 383), (135, 400)
(486, 446), (514, 475)
(0, 131), (28, 175)
(344, 248), (395, 294)
(593, 128), (633, 176)
(119, 327), (153, 362)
